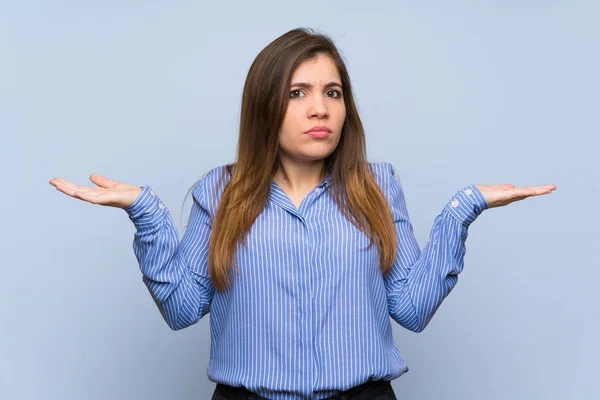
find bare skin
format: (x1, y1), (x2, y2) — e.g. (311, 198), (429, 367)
(48, 174), (142, 209)
(475, 183), (556, 208)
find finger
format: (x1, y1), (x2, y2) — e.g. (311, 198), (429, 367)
(49, 178), (78, 190)
(531, 186), (554, 194)
(53, 180), (81, 193)
(519, 184), (556, 190)
(520, 186), (555, 195)
(90, 174), (118, 188)
(54, 184), (80, 198)
(509, 187), (553, 201)
(61, 182), (100, 196)
(514, 188), (538, 196)
(76, 188), (122, 206)
(536, 185), (557, 192)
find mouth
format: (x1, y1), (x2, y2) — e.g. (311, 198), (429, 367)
(305, 126), (332, 134)
(305, 130), (331, 138)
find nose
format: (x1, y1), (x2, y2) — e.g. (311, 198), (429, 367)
(308, 93), (328, 118)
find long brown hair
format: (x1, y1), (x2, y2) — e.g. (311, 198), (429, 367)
(183, 27), (397, 292)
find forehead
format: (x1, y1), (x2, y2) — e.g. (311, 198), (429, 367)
(291, 54), (341, 82)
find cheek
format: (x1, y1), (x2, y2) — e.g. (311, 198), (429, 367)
(337, 105), (347, 124)
(277, 121), (299, 150)
(280, 112), (304, 137)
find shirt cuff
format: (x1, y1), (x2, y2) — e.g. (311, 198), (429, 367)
(443, 184), (489, 227)
(123, 185), (168, 230)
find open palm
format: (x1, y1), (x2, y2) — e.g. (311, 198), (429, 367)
(49, 174), (142, 209)
(476, 183), (556, 209)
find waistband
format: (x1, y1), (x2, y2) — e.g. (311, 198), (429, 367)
(214, 379), (392, 400)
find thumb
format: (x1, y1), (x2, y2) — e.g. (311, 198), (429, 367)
(90, 173), (118, 188)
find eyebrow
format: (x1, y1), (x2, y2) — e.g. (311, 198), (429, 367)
(290, 81), (343, 90)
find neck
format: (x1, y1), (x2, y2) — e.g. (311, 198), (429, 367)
(273, 157), (328, 192)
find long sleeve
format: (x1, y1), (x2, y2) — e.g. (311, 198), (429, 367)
(122, 181), (215, 330)
(383, 163), (489, 333)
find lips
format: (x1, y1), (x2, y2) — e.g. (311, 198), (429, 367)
(306, 126), (332, 133)
(306, 130), (331, 139)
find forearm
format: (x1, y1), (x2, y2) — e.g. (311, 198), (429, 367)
(386, 183), (488, 332)
(397, 211), (469, 332)
(126, 185), (213, 330)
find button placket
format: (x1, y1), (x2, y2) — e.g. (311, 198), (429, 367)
(303, 208), (320, 394)
(302, 221), (314, 396)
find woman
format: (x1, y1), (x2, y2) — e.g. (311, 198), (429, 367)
(49, 28), (555, 400)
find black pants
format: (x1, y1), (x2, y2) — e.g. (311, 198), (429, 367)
(211, 379), (397, 400)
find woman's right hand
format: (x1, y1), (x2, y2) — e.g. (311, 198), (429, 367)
(49, 174), (143, 209)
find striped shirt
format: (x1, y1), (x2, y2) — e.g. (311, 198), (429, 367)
(123, 162), (488, 400)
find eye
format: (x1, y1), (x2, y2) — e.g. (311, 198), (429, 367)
(289, 89), (342, 98)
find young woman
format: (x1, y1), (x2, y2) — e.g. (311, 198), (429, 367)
(49, 28), (555, 400)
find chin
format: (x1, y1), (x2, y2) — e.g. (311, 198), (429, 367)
(301, 149), (336, 160)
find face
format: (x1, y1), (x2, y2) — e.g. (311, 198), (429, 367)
(277, 53), (346, 165)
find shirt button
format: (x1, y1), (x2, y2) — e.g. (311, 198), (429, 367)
(150, 190), (156, 196)
(451, 199), (459, 208)
(464, 188), (473, 196)
(158, 202), (165, 209)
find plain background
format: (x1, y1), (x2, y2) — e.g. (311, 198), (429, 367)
(2, 1), (599, 399)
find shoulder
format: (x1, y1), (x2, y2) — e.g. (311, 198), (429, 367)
(367, 161), (401, 189)
(191, 163), (234, 214)
(367, 161), (407, 217)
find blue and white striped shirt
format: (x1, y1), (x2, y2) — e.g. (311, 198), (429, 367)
(123, 162), (488, 400)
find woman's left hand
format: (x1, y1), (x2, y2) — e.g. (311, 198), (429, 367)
(475, 184), (556, 209)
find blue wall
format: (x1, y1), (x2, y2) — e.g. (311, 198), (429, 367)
(2, 1), (598, 399)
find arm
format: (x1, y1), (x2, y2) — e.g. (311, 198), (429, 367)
(123, 180), (215, 331)
(383, 163), (489, 333)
